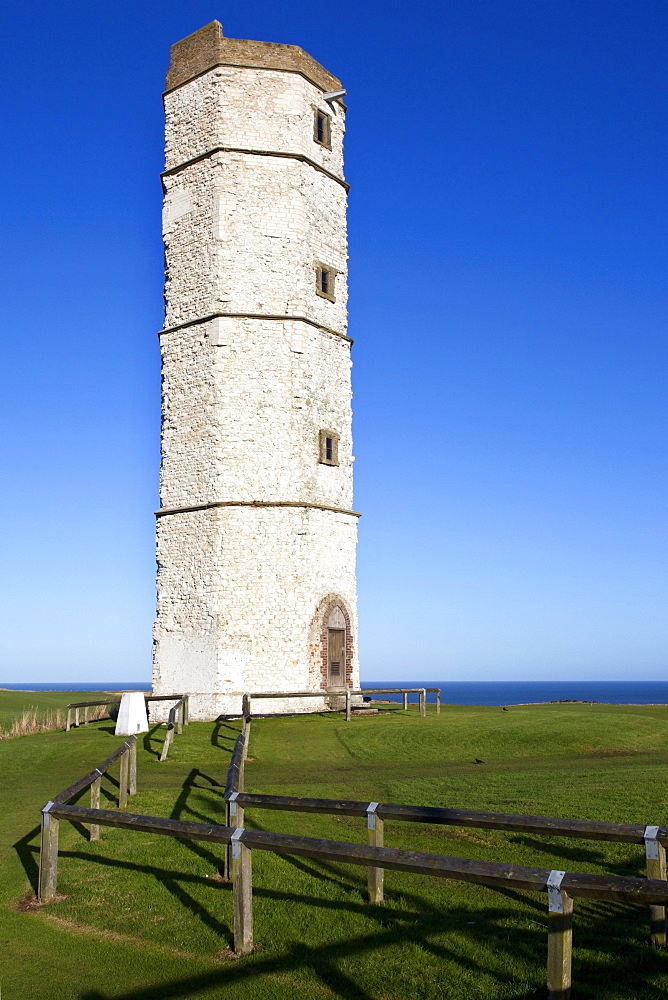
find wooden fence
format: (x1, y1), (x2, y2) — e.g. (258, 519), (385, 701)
(65, 694), (188, 761)
(244, 687), (440, 720)
(158, 696), (189, 761)
(38, 735), (136, 902)
(38, 712), (668, 999)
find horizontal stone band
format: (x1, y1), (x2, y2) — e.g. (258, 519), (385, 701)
(158, 311), (352, 344)
(155, 500), (362, 518)
(162, 144), (348, 190)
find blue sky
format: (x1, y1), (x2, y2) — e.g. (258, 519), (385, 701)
(0, 1), (666, 682)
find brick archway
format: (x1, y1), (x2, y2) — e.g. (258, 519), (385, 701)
(310, 595), (353, 689)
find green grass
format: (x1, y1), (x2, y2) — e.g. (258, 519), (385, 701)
(2, 701), (668, 998)
(0, 689), (102, 729)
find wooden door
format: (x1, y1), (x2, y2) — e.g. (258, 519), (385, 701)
(328, 629), (345, 686)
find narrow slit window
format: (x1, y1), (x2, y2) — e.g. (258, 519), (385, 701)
(316, 263), (336, 302)
(314, 109), (331, 148)
(319, 430), (339, 466)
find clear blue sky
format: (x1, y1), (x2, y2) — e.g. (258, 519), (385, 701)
(0, 1), (666, 683)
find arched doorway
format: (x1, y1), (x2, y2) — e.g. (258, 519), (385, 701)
(326, 606), (346, 688)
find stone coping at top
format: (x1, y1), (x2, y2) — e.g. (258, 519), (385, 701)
(166, 20), (343, 95)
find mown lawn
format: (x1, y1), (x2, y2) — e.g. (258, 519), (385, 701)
(2, 700), (668, 998)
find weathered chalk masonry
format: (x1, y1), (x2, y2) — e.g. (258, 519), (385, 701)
(153, 22), (359, 719)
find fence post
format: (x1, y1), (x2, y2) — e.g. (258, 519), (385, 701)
(227, 792), (245, 880)
(402, 692), (408, 711)
(367, 802), (384, 903)
(222, 798), (231, 880)
(84, 706), (89, 726)
(119, 749), (129, 810)
(90, 774), (101, 841)
(129, 740), (137, 796)
(184, 695), (189, 725)
(176, 700), (183, 735)
(419, 690), (426, 718)
(75, 707), (80, 728)
(232, 830), (253, 954)
(645, 826), (667, 946)
(345, 688), (352, 722)
(160, 714), (174, 762)
(243, 720), (251, 762)
(66, 707), (72, 732)
(546, 871), (573, 1000)
(436, 690), (441, 714)
(38, 803), (59, 903)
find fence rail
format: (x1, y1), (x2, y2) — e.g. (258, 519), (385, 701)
(158, 696), (189, 761)
(38, 707), (668, 1000)
(245, 687), (440, 720)
(65, 693), (189, 761)
(39, 793), (668, 1000)
(38, 735), (136, 902)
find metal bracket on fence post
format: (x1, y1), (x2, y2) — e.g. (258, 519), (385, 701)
(645, 825), (661, 860)
(366, 802), (380, 831)
(645, 825), (667, 947)
(547, 869), (566, 912)
(228, 791), (239, 818)
(231, 827), (245, 860)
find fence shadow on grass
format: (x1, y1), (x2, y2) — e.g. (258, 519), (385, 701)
(143, 724), (168, 760)
(18, 830), (668, 999)
(508, 834), (645, 878)
(75, 897), (668, 1000)
(76, 902), (549, 1000)
(13, 824), (41, 892)
(211, 718), (240, 753)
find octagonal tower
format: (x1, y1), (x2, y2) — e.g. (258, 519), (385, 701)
(152, 22), (359, 718)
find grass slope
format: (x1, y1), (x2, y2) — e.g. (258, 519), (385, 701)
(2, 702), (668, 998)
(0, 690), (101, 729)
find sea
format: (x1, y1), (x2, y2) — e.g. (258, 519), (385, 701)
(2, 680), (668, 705)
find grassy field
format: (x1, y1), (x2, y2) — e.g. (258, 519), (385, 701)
(0, 689), (103, 729)
(2, 698), (668, 998)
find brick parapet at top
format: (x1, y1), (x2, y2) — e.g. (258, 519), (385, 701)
(163, 21), (346, 183)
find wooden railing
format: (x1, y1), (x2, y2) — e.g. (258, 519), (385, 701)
(244, 687), (440, 720)
(158, 696), (189, 761)
(38, 712), (668, 999)
(66, 698), (120, 731)
(226, 789), (668, 939)
(65, 693), (188, 761)
(39, 792), (668, 1000)
(38, 736), (136, 902)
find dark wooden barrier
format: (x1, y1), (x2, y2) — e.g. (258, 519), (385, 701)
(245, 687), (437, 720)
(228, 790), (668, 947)
(66, 693), (188, 735)
(39, 798), (668, 998)
(38, 736), (137, 903)
(158, 696), (189, 761)
(66, 699), (120, 732)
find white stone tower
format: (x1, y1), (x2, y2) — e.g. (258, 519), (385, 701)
(153, 22), (359, 719)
